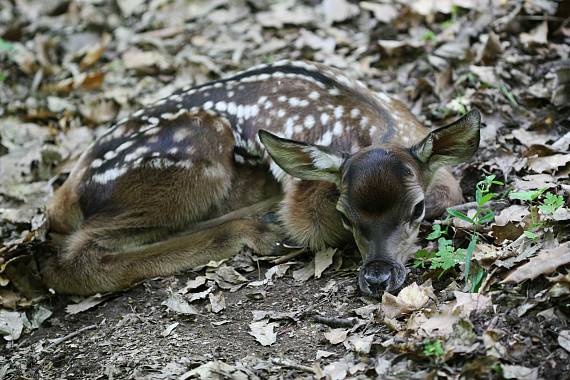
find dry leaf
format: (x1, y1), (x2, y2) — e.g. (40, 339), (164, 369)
(345, 334), (374, 354)
(292, 260), (315, 282)
(66, 294), (111, 314)
(503, 242), (570, 283)
(249, 320), (278, 346)
(209, 291), (226, 313)
(314, 248), (336, 278)
(452, 292), (492, 317)
(381, 282), (434, 318)
(322, 358), (350, 380)
(494, 205), (529, 226)
(324, 328), (348, 345)
(161, 322), (179, 337)
(162, 293), (199, 315)
(502, 364), (538, 380)
(558, 330), (570, 353)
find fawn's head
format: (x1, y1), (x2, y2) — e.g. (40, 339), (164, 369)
(259, 109), (481, 296)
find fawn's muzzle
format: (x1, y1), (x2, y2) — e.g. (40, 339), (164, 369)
(358, 258), (406, 297)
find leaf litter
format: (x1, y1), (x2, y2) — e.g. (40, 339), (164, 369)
(1, 0), (569, 378)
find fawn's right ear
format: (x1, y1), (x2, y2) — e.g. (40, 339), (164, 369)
(411, 109), (481, 171)
(258, 130), (343, 184)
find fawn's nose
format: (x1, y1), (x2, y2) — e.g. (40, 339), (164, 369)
(361, 262), (392, 294)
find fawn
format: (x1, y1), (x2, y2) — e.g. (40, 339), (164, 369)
(41, 60), (480, 297)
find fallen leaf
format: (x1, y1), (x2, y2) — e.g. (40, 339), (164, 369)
(520, 21), (548, 46)
(382, 282), (434, 318)
(324, 328), (348, 345)
(249, 320), (278, 346)
(360, 2), (398, 23)
(503, 242), (570, 283)
(315, 248), (336, 278)
(161, 322), (179, 337)
(558, 330), (570, 353)
(526, 153), (570, 173)
(66, 294), (111, 314)
(452, 292), (492, 317)
(209, 291), (225, 313)
(494, 205), (529, 226)
(178, 276), (207, 294)
(502, 364), (538, 380)
(345, 333), (374, 354)
(162, 293), (199, 315)
(322, 358), (350, 380)
(0, 310), (26, 341)
(292, 259), (315, 282)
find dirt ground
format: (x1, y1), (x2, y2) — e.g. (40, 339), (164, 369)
(1, 0), (569, 379)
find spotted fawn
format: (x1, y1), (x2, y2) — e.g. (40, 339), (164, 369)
(42, 60), (480, 296)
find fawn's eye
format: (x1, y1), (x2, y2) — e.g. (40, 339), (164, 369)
(411, 200), (425, 221)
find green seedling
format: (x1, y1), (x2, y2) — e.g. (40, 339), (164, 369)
(424, 340), (445, 357)
(509, 188), (564, 239)
(416, 175), (503, 292)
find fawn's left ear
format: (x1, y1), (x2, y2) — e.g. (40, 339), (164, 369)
(258, 130), (343, 184)
(411, 109), (481, 171)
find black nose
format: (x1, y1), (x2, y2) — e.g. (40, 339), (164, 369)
(362, 263), (391, 293)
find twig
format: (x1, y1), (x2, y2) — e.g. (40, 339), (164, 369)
(271, 358), (316, 374)
(48, 324), (97, 347)
(270, 248), (306, 264)
(313, 315), (357, 328)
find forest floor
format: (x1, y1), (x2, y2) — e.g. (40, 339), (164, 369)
(0, 0), (569, 379)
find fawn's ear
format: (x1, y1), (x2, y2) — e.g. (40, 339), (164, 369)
(258, 130), (343, 184)
(411, 109), (481, 170)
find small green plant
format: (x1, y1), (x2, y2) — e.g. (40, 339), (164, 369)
(0, 37), (13, 52)
(424, 339), (445, 357)
(415, 175), (503, 292)
(509, 188), (564, 239)
(421, 30), (437, 42)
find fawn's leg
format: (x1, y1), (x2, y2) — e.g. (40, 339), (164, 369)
(40, 213), (282, 295)
(425, 167), (465, 219)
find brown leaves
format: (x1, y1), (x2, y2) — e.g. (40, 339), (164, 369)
(503, 242), (570, 283)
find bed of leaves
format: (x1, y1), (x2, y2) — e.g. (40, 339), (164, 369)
(0, 0), (569, 379)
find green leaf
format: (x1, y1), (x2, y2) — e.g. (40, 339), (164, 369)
(424, 340), (444, 357)
(470, 268), (486, 293)
(509, 188), (546, 202)
(427, 224), (444, 240)
(523, 230), (538, 240)
(477, 210), (495, 224)
(538, 192), (564, 215)
(0, 37), (13, 52)
(447, 208), (474, 224)
(464, 235), (477, 287)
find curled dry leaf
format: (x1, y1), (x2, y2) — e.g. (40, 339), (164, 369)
(502, 242), (570, 283)
(314, 248), (336, 278)
(66, 294), (111, 315)
(249, 320), (278, 346)
(162, 293), (199, 315)
(381, 282), (434, 318)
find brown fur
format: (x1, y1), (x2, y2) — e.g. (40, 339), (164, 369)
(40, 61), (476, 295)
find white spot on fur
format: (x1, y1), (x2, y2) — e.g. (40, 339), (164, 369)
(334, 106), (344, 119)
(91, 166), (128, 184)
(304, 115), (315, 129)
(320, 113), (330, 125)
(308, 91), (320, 100)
